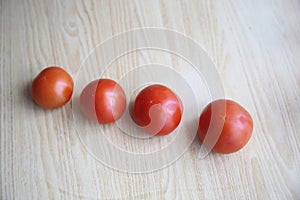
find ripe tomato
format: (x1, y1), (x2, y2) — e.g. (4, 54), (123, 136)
(133, 84), (183, 136)
(197, 99), (253, 154)
(80, 79), (126, 124)
(31, 66), (74, 109)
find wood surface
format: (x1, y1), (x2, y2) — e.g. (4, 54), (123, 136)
(1, 0), (300, 199)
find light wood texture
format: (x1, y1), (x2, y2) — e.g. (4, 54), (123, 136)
(1, 0), (300, 199)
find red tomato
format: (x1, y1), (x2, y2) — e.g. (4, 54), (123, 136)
(80, 79), (126, 124)
(198, 99), (253, 154)
(31, 66), (74, 109)
(133, 84), (183, 136)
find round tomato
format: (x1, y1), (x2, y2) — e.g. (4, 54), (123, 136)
(197, 99), (253, 154)
(80, 79), (126, 124)
(133, 84), (183, 136)
(31, 66), (74, 109)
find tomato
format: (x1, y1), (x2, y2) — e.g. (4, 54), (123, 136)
(197, 99), (253, 154)
(31, 66), (74, 109)
(80, 79), (126, 124)
(133, 84), (183, 136)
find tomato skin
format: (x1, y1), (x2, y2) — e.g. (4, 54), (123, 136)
(80, 79), (126, 124)
(198, 99), (253, 154)
(133, 84), (183, 136)
(31, 66), (74, 109)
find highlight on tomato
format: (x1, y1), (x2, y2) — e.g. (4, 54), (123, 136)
(197, 99), (253, 154)
(80, 78), (126, 124)
(133, 84), (183, 136)
(31, 66), (74, 109)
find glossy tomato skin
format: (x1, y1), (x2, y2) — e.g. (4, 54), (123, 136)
(198, 99), (253, 154)
(31, 66), (74, 109)
(80, 79), (126, 124)
(133, 84), (183, 136)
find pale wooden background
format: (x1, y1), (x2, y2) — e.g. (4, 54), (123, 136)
(1, 0), (300, 199)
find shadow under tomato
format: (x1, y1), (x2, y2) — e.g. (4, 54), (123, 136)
(23, 80), (35, 107)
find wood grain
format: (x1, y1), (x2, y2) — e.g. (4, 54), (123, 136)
(1, 0), (300, 199)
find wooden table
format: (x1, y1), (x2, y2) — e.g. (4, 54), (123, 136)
(1, 0), (299, 199)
